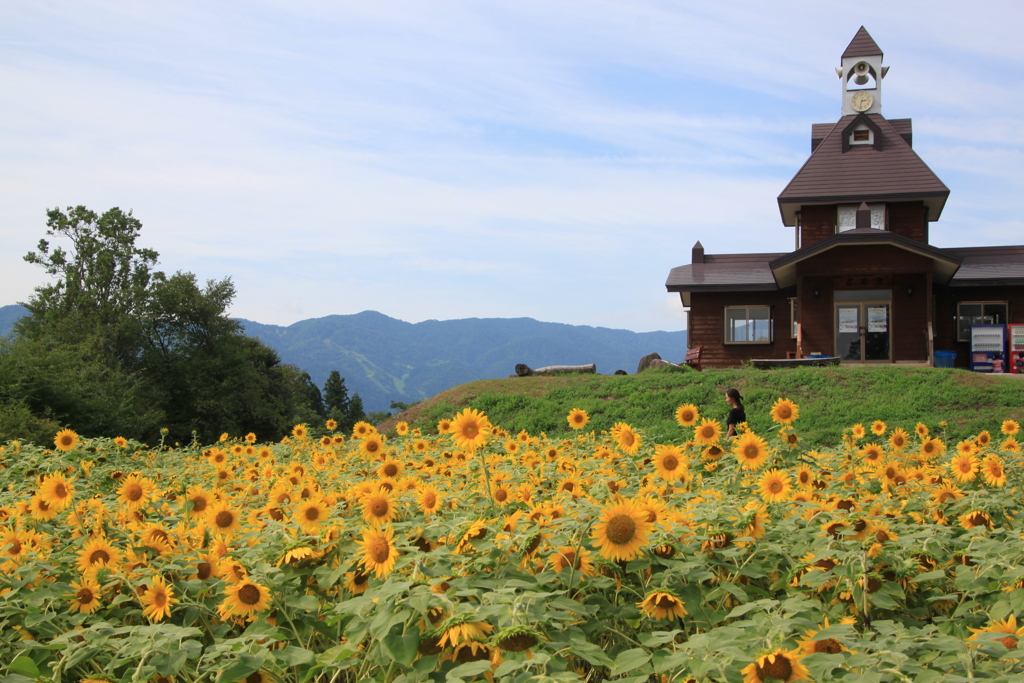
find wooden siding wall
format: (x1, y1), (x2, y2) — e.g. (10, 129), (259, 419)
(688, 289), (797, 367)
(796, 246), (933, 361)
(800, 204), (835, 247)
(888, 201), (928, 243)
(934, 284), (1024, 369)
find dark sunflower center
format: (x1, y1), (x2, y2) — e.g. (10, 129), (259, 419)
(9, 540), (22, 555)
(90, 549), (110, 564)
(269, 507), (284, 521)
(304, 506), (321, 521)
(365, 441), (379, 453)
(422, 492), (436, 508)
(55, 483), (68, 498)
(238, 583), (262, 605)
(655, 594), (678, 609)
(124, 485), (143, 501)
(605, 514), (637, 545)
(196, 562), (212, 580)
(769, 481), (783, 493)
(369, 536), (390, 563)
(756, 654), (793, 681)
(814, 638), (842, 654)
(662, 455), (679, 470)
(383, 464), (398, 477)
(60, 436), (74, 447)
(77, 587), (95, 604)
(370, 499), (389, 517)
(191, 496), (208, 512)
(153, 590), (166, 608)
(777, 407), (792, 420)
(743, 445), (759, 459)
(699, 427), (714, 439)
(215, 511), (234, 528)
(495, 488), (508, 502)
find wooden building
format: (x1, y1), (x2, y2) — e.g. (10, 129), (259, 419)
(666, 28), (1024, 368)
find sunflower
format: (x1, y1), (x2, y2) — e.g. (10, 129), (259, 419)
(117, 474), (156, 510)
(438, 618), (494, 649)
(207, 502), (242, 536)
(734, 432), (770, 471)
(1002, 420), (1021, 436)
(78, 537), (120, 572)
(0, 528), (33, 566)
(919, 437), (945, 459)
(357, 525), (399, 578)
(548, 546), (595, 577)
(566, 408), (590, 430)
(860, 444), (884, 465)
(396, 421), (409, 436)
(888, 428), (909, 452)
(417, 485), (442, 515)
(915, 422), (930, 439)
(590, 500), (652, 562)
(221, 579), (272, 621)
(694, 418), (722, 445)
(38, 472), (75, 511)
(54, 428), (80, 452)
(344, 570), (370, 595)
(611, 423), (641, 455)
(362, 490), (398, 526)
(959, 510), (993, 531)
(360, 434), (386, 458)
(758, 468), (792, 504)
(291, 424), (309, 441)
(950, 453), (979, 483)
(113, 436), (128, 448)
(376, 457), (403, 479)
(139, 574), (177, 623)
(1002, 437), (1021, 453)
(930, 480), (963, 505)
(69, 579), (102, 614)
(294, 497), (329, 532)
(638, 591), (688, 620)
(968, 614), (1024, 651)
(183, 485), (214, 518)
(325, 418), (338, 431)
(797, 618), (848, 655)
(653, 444), (688, 483)
(741, 649), (810, 683)
(870, 420), (887, 436)
(850, 424), (866, 440)
(770, 398), (800, 425)
(28, 495), (58, 521)
(795, 466), (815, 491)
(353, 421), (377, 438)
(976, 430), (992, 448)
(449, 408), (491, 451)
(982, 455), (1007, 487)
(674, 404), (700, 427)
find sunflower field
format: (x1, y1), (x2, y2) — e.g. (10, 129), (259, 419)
(2, 402), (1024, 683)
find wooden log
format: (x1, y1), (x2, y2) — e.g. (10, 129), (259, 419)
(515, 363), (596, 377)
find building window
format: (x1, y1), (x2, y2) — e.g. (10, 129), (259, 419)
(837, 203), (885, 232)
(725, 306), (773, 344)
(957, 302), (1008, 342)
(789, 298), (798, 338)
(850, 127), (873, 145)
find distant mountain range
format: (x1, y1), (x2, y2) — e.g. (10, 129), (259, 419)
(0, 305), (687, 412)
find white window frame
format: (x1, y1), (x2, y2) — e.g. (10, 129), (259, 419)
(849, 126), (874, 146)
(788, 298), (798, 339)
(724, 306), (773, 345)
(956, 301), (1008, 342)
(837, 203), (886, 232)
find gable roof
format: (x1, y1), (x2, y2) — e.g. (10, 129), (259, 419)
(769, 228), (962, 288)
(777, 114), (949, 226)
(842, 27), (883, 59)
(943, 245), (1024, 286)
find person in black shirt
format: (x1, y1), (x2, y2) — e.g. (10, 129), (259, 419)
(725, 388), (745, 438)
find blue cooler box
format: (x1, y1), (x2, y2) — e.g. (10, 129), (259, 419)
(934, 350), (956, 368)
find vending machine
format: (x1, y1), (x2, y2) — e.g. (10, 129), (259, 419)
(970, 324), (1006, 372)
(1008, 324), (1024, 374)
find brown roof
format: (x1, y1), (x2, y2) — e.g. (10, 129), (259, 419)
(777, 114), (949, 225)
(842, 27), (882, 59)
(943, 245), (1024, 286)
(665, 253), (783, 292)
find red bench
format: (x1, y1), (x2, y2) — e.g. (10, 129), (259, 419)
(684, 346), (703, 372)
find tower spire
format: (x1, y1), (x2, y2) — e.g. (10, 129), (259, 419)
(837, 27), (887, 116)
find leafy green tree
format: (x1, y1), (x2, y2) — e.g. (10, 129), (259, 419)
(346, 394), (366, 431)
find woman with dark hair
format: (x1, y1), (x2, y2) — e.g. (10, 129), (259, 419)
(725, 388), (745, 438)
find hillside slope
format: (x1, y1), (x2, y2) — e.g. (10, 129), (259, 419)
(382, 365), (1024, 447)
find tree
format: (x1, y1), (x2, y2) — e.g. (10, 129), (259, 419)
(8, 206), (323, 443)
(345, 394), (366, 432)
(323, 371), (350, 415)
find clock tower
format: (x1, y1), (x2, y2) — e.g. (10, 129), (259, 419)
(838, 27), (887, 116)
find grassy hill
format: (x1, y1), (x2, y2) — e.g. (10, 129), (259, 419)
(384, 365), (1024, 447)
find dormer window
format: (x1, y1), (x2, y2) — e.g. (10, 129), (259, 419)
(851, 128), (872, 144)
(838, 203), (886, 232)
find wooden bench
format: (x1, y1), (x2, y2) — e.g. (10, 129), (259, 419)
(684, 345), (703, 372)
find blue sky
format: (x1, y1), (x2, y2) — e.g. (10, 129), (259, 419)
(2, 1), (1022, 332)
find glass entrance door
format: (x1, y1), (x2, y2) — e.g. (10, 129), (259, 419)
(836, 302), (890, 361)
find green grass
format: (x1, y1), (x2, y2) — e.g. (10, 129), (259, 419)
(386, 366), (1024, 446)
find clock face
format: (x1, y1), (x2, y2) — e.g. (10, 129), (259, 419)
(851, 91), (873, 112)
